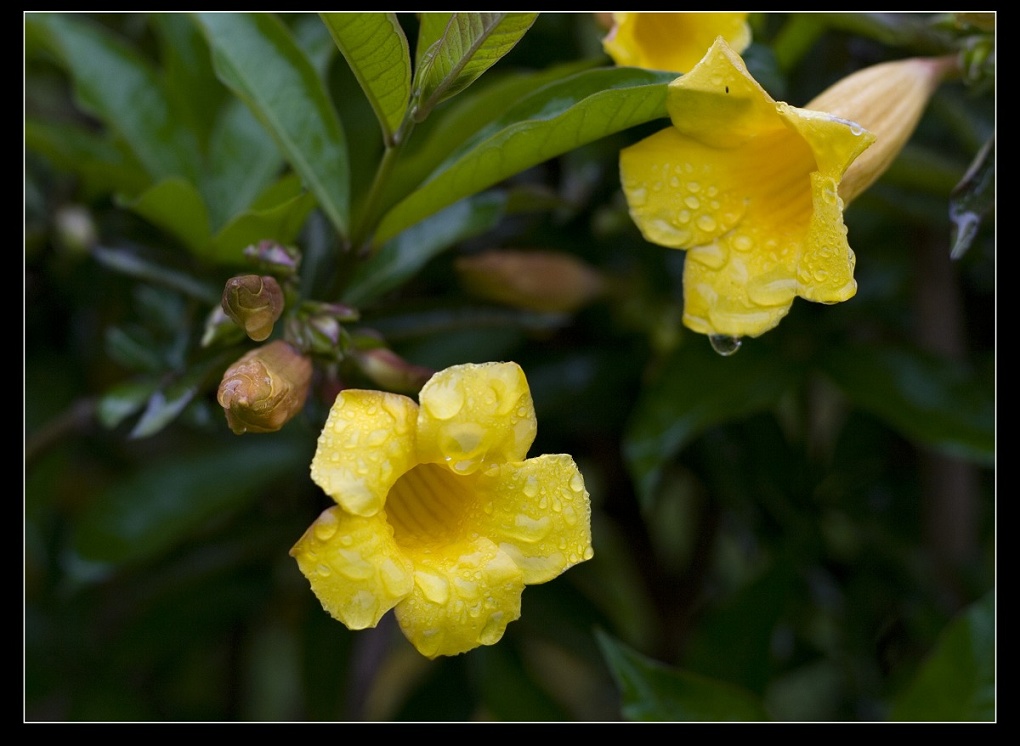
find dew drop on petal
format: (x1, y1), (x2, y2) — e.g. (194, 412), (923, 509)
(685, 195), (700, 209)
(569, 473), (584, 492)
(696, 215), (717, 232)
(709, 335), (742, 356)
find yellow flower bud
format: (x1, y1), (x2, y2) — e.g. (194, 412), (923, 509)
(804, 54), (959, 205)
(221, 274), (285, 342)
(217, 340), (312, 434)
(455, 249), (606, 314)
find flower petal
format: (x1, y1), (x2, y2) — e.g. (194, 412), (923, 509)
(394, 536), (524, 658)
(290, 506), (414, 630)
(603, 13), (750, 73)
(310, 390), (419, 517)
(471, 454), (593, 584)
(416, 362), (537, 475)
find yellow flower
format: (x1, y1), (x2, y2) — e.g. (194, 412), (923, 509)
(290, 362), (593, 658)
(602, 12), (751, 73)
(620, 37), (953, 339)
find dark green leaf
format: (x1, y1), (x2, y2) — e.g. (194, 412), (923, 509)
(950, 136), (995, 259)
(375, 66), (672, 245)
(201, 99), (285, 233)
(122, 178), (211, 255)
(91, 245), (221, 304)
(72, 435), (311, 565)
(820, 343), (994, 465)
(890, 591), (995, 721)
(24, 120), (150, 198)
(596, 630), (771, 721)
(129, 352), (236, 439)
(97, 378), (160, 429)
(29, 13), (202, 183)
(623, 339), (801, 510)
(344, 191), (506, 306)
(411, 13), (537, 120)
(195, 12), (350, 237)
(321, 12), (410, 144)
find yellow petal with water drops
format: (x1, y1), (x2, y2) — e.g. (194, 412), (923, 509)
(394, 536), (524, 658)
(416, 362), (537, 476)
(471, 455), (593, 584)
(667, 36), (784, 149)
(310, 390), (419, 517)
(290, 506), (414, 630)
(603, 13), (750, 74)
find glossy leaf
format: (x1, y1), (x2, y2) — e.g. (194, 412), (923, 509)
(28, 13), (201, 183)
(124, 178), (211, 255)
(321, 13), (410, 144)
(344, 191), (506, 306)
(820, 344), (994, 465)
(72, 435), (311, 566)
(623, 339), (800, 510)
(597, 631), (771, 721)
(890, 591), (995, 721)
(129, 352), (236, 439)
(949, 136), (995, 259)
(196, 12), (350, 237)
(411, 13), (537, 121)
(375, 66), (673, 245)
(200, 99), (285, 234)
(97, 378), (160, 429)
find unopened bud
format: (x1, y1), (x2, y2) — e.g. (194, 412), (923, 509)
(217, 340), (312, 434)
(455, 249), (606, 314)
(222, 274), (285, 342)
(805, 55), (959, 205)
(243, 240), (301, 277)
(354, 348), (434, 394)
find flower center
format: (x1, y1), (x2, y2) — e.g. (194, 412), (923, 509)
(386, 463), (476, 548)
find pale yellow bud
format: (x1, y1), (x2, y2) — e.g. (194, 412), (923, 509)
(805, 55), (959, 204)
(217, 340), (312, 434)
(455, 249), (606, 314)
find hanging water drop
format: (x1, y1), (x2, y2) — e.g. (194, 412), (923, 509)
(709, 334), (742, 356)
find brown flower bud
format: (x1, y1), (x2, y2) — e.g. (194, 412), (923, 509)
(455, 249), (606, 314)
(354, 348), (434, 394)
(217, 340), (312, 434)
(221, 274), (285, 342)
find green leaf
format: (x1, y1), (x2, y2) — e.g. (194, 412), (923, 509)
(195, 12), (350, 238)
(890, 591), (995, 721)
(72, 435), (311, 566)
(596, 630), (771, 721)
(123, 178), (212, 255)
(130, 351), (236, 439)
(97, 378), (160, 429)
(320, 12), (410, 144)
(24, 119), (150, 198)
(623, 339), (801, 510)
(344, 191), (506, 306)
(201, 99), (285, 233)
(375, 66), (673, 245)
(91, 245), (221, 304)
(411, 13), (537, 121)
(208, 176), (318, 266)
(29, 13), (201, 183)
(950, 136), (995, 260)
(820, 343), (994, 465)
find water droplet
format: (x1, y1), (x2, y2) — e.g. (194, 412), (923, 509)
(669, 176), (680, 187)
(687, 181), (700, 193)
(707, 185), (719, 197)
(424, 381), (464, 420)
(696, 215), (717, 232)
(523, 476), (539, 498)
(316, 564), (332, 577)
(582, 547), (595, 561)
(652, 181), (664, 192)
(709, 335), (742, 356)
(733, 235), (753, 252)
(569, 473), (584, 492)
(849, 123), (864, 136)
(627, 187), (647, 206)
(684, 195), (700, 209)
(313, 512), (339, 541)
(415, 570), (450, 604)
(677, 210), (691, 224)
